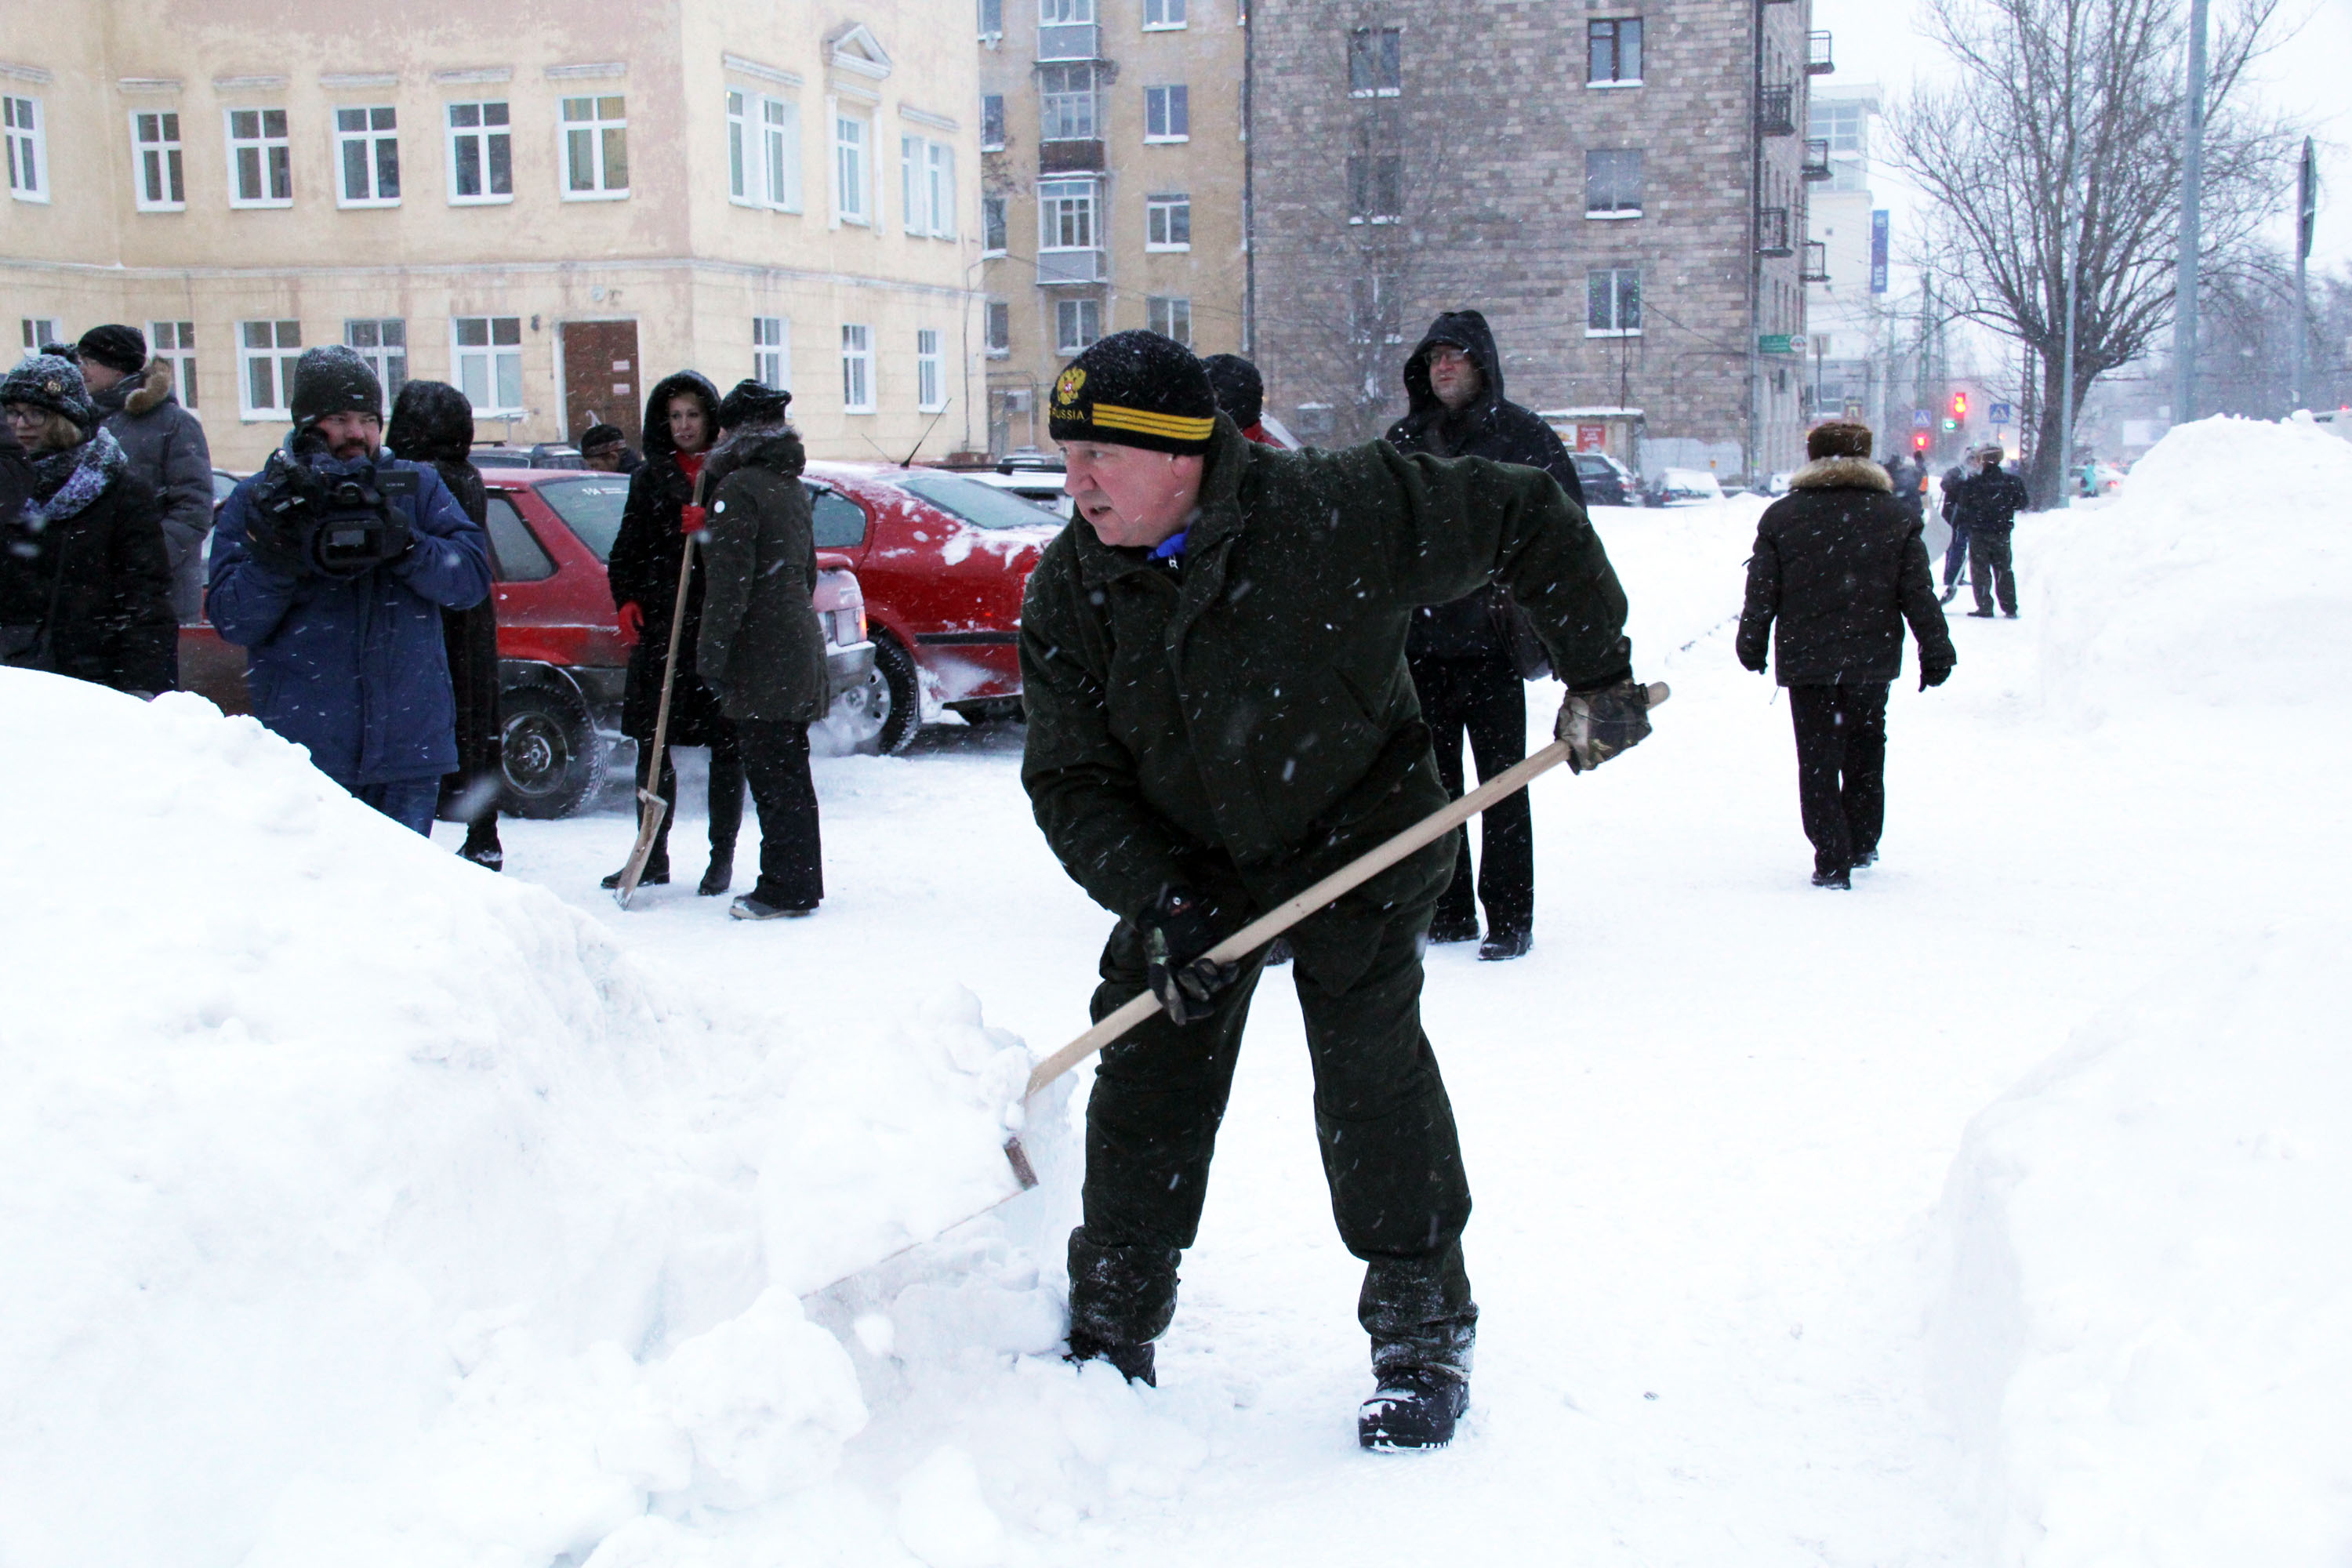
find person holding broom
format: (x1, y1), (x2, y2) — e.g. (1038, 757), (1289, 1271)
(1018, 331), (1653, 1450)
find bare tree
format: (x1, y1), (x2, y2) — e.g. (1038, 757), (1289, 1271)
(1889, 0), (2297, 503)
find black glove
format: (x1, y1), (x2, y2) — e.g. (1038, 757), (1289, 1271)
(1738, 649), (1768, 675)
(1555, 679), (1653, 773)
(1920, 663), (1953, 691)
(1139, 885), (1240, 1025)
(241, 496), (312, 578)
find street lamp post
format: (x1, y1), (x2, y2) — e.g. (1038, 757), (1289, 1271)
(2169, 0), (2209, 426)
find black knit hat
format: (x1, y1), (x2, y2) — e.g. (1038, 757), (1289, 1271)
(578, 422), (627, 452)
(1048, 330), (1218, 455)
(1, 353), (96, 428)
(1200, 354), (1263, 430)
(289, 344), (384, 426)
(75, 325), (147, 376)
(717, 378), (792, 430)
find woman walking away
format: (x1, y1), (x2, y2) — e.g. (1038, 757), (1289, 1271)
(388, 380), (504, 869)
(0, 354), (174, 697)
(697, 379), (826, 920)
(602, 371), (745, 895)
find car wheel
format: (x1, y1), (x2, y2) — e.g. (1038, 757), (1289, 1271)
(829, 633), (921, 756)
(499, 682), (606, 818)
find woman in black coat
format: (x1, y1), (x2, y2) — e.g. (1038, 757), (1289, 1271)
(387, 380), (503, 869)
(1, 354), (175, 696)
(601, 369), (744, 895)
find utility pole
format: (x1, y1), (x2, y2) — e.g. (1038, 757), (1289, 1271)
(1744, 0), (1765, 485)
(2057, 14), (2082, 504)
(2293, 137), (2317, 410)
(2169, 0), (2209, 426)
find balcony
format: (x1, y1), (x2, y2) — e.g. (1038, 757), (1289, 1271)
(1038, 21), (1100, 60)
(1807, 31), (1835, 74)
(1757, 85), (1795, 136)
(1756, 206), (1794, 257)
(1037, 248), (1107, 285)
(1801, 137), (1832, 180)
(1039, 138), (1105, 173)
(1800, 240), (1831, 282)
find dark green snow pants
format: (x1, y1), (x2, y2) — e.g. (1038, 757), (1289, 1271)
(1067, 837), (1478, 1381)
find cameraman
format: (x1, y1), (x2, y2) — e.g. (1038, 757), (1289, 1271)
(209, 347), (491, 833)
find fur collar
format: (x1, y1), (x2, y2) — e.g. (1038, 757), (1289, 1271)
(1789, 456), (1893, 493)
(122, 358), (176, 417)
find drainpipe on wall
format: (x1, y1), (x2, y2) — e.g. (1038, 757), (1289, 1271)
(1242, 0), (1256, 358)
(1745, 0), (1764, 484)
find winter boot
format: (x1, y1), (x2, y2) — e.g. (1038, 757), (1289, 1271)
(601, 852), (670, 889)
(1427, 915), (1480, 946)
(1966, 608), (1996, 619)
(1810, 866), (1852, 890)
(729, 893), (815, 920)
(1359, 1369), (1468, 1451)
(699, 846), (735, 897)
(1065, 1332), (1156, 1387)
(1477, 929), (1532, 962)
(459, 824), (503, 873)
(1851, 848), (1878, 869)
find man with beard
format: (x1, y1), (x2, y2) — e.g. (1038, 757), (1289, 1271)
(209, 347), (491, 834)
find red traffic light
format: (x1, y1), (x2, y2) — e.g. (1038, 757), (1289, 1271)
(1912, 431), (1930, 452)
(1951, 391), (1969, 420)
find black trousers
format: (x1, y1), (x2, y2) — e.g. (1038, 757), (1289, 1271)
(735, 718), (824, 909)
(1970, 530), (2017, 615)
(637, 724), (745, 867)
(1069, 839), (1476, 1381)
(1788, 682), (1889, 875)
(1409, 651), (1532, 938)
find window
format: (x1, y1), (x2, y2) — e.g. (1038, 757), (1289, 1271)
(131, 111), (183, 211)
(226, 107), (292, 206)
(902, 136), (956, 237)
(808, 485), (869, 547)
(753, 315), (789, 390)
(978, 0), (1004, 38)
(561, 96), (628, 198)
(1039, 65), (1098, 141)
(1348, 28), (1402, 96)
(1039, 179), (1098, 250)
(1584, 148), (1642, 216)
(1145, 192), (1191, 249)
(981, 94), (1006, 151)
(982, 195), (1007, 255)
(21, 318), (64, 352)
(333, 106), (400, 205)
(1145, 0), (1188, 27)
(840, 324), (874, 412)
(1055, 298), (1101, 354)
(728, 91), (802, 211)
(833, 111), (869, 223)
(482, 495), (557, 581)
(1147, 297), (1192, 347)
(238, 320), (303, 416)
(5, 96), (45, 202)
(535, 477), (631, 561)
(1348, 154), (1401, 222)
(1144, 85), (1189, 142)
(916, 328), (946, 412)
(343, 320), (406, 408)
(149, 321), (196, 408)
(985, 301), (1011, 357)
(1587, 267), (1642, 336)
(1812, 100), (1868, 191)
(452, 316), (524, 414)
(448, 101), (513, 203)
(1588, 19), (1642, 85)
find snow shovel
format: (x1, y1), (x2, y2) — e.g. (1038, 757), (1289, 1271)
(614, 474), (708, 909)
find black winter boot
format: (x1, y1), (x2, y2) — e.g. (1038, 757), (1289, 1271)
(601, 853), (669, 889)
(1065, 1332), (1156, 1387)
(699, 847), (735, 897)
(1810, 866), (1852, 890)
(1359, 1370), (1468, 1451)
(1476, 929), (1532, 962)
(1427, 915), (1479, 946)
(460, 823), (503, 873)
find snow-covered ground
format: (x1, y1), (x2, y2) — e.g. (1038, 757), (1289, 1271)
(2, 415), (2347, 1566)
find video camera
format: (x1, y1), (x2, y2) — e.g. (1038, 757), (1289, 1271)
(252, 456), (419, 578)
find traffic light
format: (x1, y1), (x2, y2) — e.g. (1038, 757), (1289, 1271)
(1951, 391), (1969, 422)
(1912, 430), (1930, 452)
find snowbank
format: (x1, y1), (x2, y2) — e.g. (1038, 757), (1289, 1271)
(0, 672), (1068, 1567)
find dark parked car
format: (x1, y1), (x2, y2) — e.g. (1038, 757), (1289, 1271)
(1571, 452), (1642, 507)
(470, 442), (587, 470)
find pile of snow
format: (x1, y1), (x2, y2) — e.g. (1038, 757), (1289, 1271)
(0, 671), (1069, 1567)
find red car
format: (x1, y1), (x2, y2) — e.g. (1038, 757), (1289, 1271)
(180, 468), (876, 818)
(801, 461), (1064, 753)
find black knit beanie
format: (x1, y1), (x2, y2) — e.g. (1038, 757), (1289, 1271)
(1200, 354), (1264, 430)
(1048, 330), (1218, 455)
(289, 344), (385, 426)
(75, 325), (148, 376)
(0, 353), (96, 429)
(717, 378), (792, 430)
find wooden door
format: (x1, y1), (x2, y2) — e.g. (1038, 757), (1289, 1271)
(561, 320), (641, 444)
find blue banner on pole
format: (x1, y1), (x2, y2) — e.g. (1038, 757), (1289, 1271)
(1870, 210), (1889, 294)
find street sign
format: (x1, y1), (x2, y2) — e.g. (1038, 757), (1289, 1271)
(1912, 409), (1931, 428)
(1759, 333), (1798, 355)
(1988, 401), (2014, 424)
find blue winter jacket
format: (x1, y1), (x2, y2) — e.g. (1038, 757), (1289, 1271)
(208, 444), (491, 786)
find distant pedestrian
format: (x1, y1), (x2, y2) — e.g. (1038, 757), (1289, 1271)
(1737, 420), (1956, 889)
(1201, 354), (1278, 447)
(1882, 450), (1926, 526)
(1385, 310), (1583, 961)
(1936, 459), (1970, 602)
(388, 379), (505, 870)
(1950, 443), (2030, 619)
(579, 422), (641, 474)
(77, 325), (214, 633)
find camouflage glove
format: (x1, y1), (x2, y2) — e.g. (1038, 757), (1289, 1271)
(1555, 679), (1653, 773)
(1140, 885), (1240, 1025)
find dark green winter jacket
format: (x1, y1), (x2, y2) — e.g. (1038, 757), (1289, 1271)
(1020, 415), (1632, 920)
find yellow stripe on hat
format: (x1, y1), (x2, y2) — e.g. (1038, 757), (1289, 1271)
(1090, 403), (1216, 441)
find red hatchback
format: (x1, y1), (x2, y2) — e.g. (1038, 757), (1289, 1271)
(801, 461), (1063, 753)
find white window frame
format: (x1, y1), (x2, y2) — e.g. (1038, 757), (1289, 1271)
(831, 106), (870, 226)
(979, 0), (1004, 40)
(1038, 65), (1098, 141)
(982, 194), (1008, 256)
(1143, 85), (1190, 143)
(332, 104), (401, 209)
(1584, 148), (1643, 220)
(343, 318), (407, 410)
(20, 318), (65, 352)
(1147, 296), (1192, 347)
(1054, 297), (1102, 355)
(560, 95), (629, 201)
(1143, 0), (1188, 28)
(1145, 192), (1191, 251)
(1040, 178), (1098, 253)
(840, 323), (875, 412)
(5, 94), (47, 204)
(730, 89), (803, 212)
(129, 109), (184, 212)
(984, 300), (1011, 358)
(1586, 267), (1643, 338)
(452, 315), (525, 415)
(225, 107), (292, 209)
(238, 319), (303, 419)
(753, 315), (790, 390)
(916, 328), (946, 412)
(445, 100), (513, 205)
(927, 140), (956, 238)
(980, 93), (1006, 151)
(149, 320), (197, 409)
(901, 136), (955, 238)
